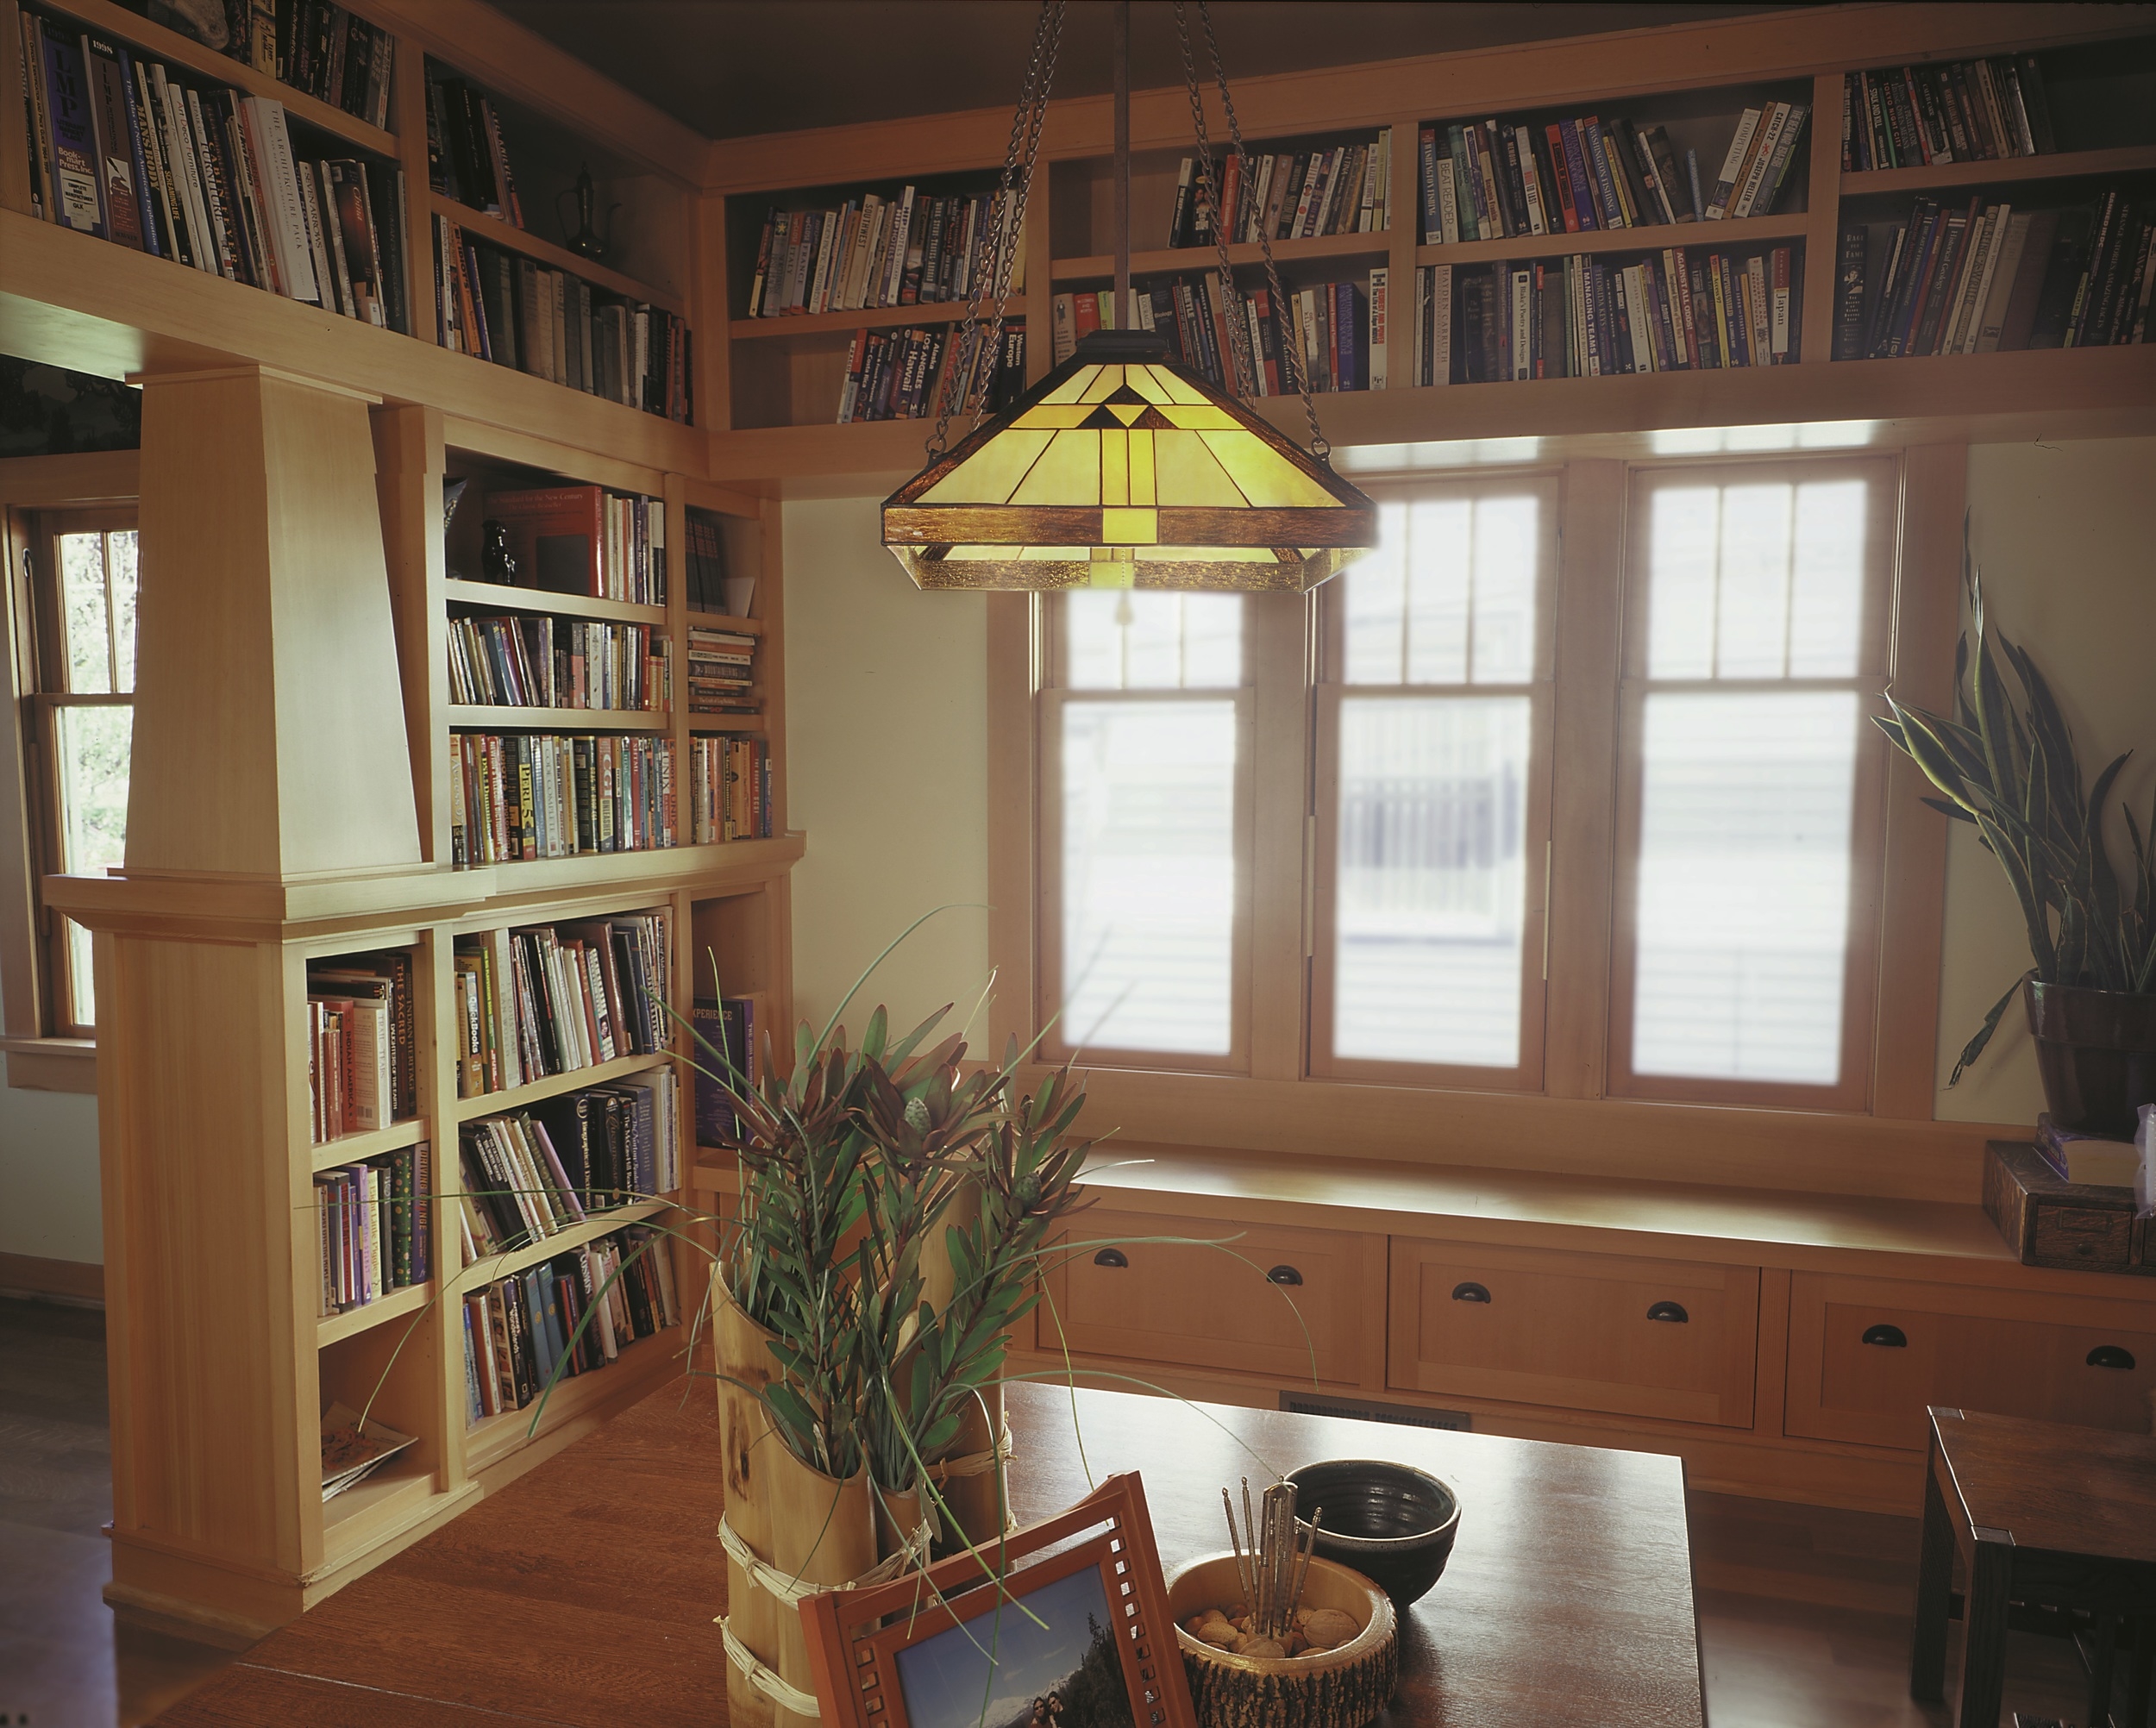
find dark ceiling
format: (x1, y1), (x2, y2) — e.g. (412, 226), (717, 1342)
(492, 3), (1784, 142)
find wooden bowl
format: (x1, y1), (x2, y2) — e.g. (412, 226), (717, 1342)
(1166, 1552), (1399, 1728)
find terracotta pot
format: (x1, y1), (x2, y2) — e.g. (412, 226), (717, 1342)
(714, 1274), (878, 1728)
(2024, 977), (2156, 1139)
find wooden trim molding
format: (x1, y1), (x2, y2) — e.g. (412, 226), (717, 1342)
(1, 1034), (96, 1093)
(0, 1249), (103, 1303)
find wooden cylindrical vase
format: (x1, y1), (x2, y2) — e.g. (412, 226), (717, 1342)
(715, 1271), (780, 1728)
(929, 1386), (1010, 1550)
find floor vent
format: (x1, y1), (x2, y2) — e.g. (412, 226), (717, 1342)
(1280, 1393), (1471, 1431)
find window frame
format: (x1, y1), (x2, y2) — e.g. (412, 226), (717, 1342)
(1307, 472), (1561, 1093)
(987, 444), (1964, 1181)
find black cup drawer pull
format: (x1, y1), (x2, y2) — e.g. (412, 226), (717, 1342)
(2088, 1344), (2137, 1371)
(1094, 1248), (1128, 1268)
(1862, 1324), (1908, 1349)
(1266, 1265), (1304, 1287)
(1646, 1301), (1689, 1324)
(1451, 1281), (1491, 1304)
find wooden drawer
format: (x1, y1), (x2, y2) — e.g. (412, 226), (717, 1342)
(1038, 1208), (1376, 1386)
(1386, 1239), (1760, 1427)
(1786, 1272), (2156, 1450)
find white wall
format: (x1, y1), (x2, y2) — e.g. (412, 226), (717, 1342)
(1934, 436), (2156, 1124)
(0, 1063), (101, 1264)
(781, 497), (994, 1049)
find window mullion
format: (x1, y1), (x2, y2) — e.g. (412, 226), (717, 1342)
(1246, 593), (1309, 1081)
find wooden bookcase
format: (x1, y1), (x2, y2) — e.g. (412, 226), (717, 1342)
(699, 2), (2156, 482)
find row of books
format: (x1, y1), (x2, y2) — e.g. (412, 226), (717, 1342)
(306, 951), (417, 1143)
(20, 13), (408, 330)
(686, 625), (754, 712)
(448, 731), (680, 868)
(689, 995), (759, 1147)
(314, 1142), (429, 1318)
(691, 735), (773, 845)
(1411, 245), (1799, 384)
(683, 508), (734, 616)
(426, 75), (522, 224)
(461, 1225), (680, 1426)
(1166, 132), (1394, 247)
(473, 485), (667, 608)
(448, 615), (669, 712)
(457, 1074), (679, 1260)
(1841, 56), (2058, 174)
(1837, 192), (2155, 360)
(747, 185), (1025, 318)
(435, 220), (693, 423)
(1419, 101), (1806, 247)
(451, 911), (672, 1098)
(836, 324), (948, 423)
(180, 0), (395, 131)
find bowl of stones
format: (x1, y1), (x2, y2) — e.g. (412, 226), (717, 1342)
(1285, 1459), (1461, 1606)
(1169, 1551), (1398, 1728)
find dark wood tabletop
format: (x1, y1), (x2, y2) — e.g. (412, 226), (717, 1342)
(153, 1378), (1705, 1727)
(1931, 1404), (2156, 1563)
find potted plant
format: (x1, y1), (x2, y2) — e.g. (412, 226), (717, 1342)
(1878, 569), (2156, 1136)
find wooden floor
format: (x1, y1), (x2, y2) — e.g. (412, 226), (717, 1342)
(0, 1295), (2107, 1728)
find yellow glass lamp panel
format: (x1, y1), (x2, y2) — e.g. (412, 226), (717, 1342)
(919, 429), (1056, 504)
(1129, 429), (1156, 505)
(1014, 404), (1101, 429)
(1199, 429), (1342, 508)
(1153, 429), (1250, 507)
(1041, 365), (1106, 404)
(1156, 405), (1241, 431)
(1009, 430), (1102, 506)
(1102, 508), (1158, 544)
(1101, 428), (1128, 506)
(1078, 365), (1129, 404)
(1140, 365), (1209, 404)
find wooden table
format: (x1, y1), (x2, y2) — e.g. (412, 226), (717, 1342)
(153, 1379), (1705, 1726)
(1912, 1404), (2156, 1728)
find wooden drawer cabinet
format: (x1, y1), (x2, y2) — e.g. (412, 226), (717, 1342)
(1386, 1240), (1760, 1427)
(1038, 1208), (1376, 1386)
(1786, 1273), (2156, 1450)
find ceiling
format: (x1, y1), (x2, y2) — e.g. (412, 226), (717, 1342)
(492, 3), (1785, 142)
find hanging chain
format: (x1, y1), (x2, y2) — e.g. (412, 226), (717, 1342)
(1175, 0), (1332, 463)
(929, 0), (1066, 459)
(1170, 0), (1256, 404)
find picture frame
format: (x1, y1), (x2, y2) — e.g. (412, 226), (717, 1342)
(797, 1472), (1198, 1728)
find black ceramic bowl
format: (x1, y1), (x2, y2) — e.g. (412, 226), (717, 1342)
(1286, 1458), (1461, 1607)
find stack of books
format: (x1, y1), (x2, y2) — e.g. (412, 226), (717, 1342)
(461, 1224), (680, 1425)
(448, 732), (679, 867)
(457, 1074), (678, 1255)
(17, 11), (409, 330)
(690, 736), (771, 845)
(1412, 243), (1797, 384)
(836, 325), (948, 422)
(436, 231), (693, 423)
(1166, 131), (1393, 247)
(450, 911), (672, 1097)
(1842, 56), (2057, 172)
(426, 76), (523, 225)
(448, 615), (669, 711)
(306, 953), (417, 1143)
(482, 486), (667, 608)
(1837, 190), (2154, 360)
(1420, 102), (1807, 245)
(314, 1142), (430, 1317)
(747, 185), (1023, 318)
(1050, 270), (1388, 395)
(686, 625), (754, 715)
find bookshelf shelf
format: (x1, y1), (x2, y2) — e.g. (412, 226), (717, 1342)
(442, 579), (667, 628)
(428, 193), (686, 314)
(319, 1456), (442, 1563)
(317, 1278), (435, 1349)
(37, 0), (401, 158)
(456, 834), (804, 899)
(460, 1198), (672, 1284)
(1053, 230), (1390, 282)
(1837, 142), (2156, 197)
(309, 1118), (429, 1175)
(453, 1050), (676, 1123)
(731, 300), (975, 341)
(1413, 210), (1811, 267)
(447, 704), (669, 730)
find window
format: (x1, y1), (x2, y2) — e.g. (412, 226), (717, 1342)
(19, 508), (139, 1036)
(1012, 449), (1921, 1133)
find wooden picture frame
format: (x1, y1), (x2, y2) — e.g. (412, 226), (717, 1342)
(798, 1472), (1197, 1728)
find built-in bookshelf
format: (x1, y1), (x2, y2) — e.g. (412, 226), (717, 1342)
(699, 5), (2156, 480)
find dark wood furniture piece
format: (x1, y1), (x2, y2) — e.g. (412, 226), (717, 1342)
(1912, 1405), (2156, 1728)
(1984, 1140), (2155, 1275)
(150, 1379), (1706, 1726)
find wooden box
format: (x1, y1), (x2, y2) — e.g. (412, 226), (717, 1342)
(1983, 1140), (2152, 1275)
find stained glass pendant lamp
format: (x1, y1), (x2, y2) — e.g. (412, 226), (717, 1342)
(881, 0), (1376, 592)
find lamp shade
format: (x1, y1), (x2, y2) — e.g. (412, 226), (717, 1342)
(883, 329), (1377, 592)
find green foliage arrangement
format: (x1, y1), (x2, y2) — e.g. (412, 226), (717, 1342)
(1877, 570), (2156, 1082)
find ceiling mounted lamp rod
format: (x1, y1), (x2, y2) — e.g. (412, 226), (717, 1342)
(881, 0), (1377, 593)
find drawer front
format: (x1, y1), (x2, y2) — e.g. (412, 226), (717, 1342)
(1386, 1239), (1760, 1427)
(1786, 1272), (2156, 1450)
(1039, 1207), (1373, 1385)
